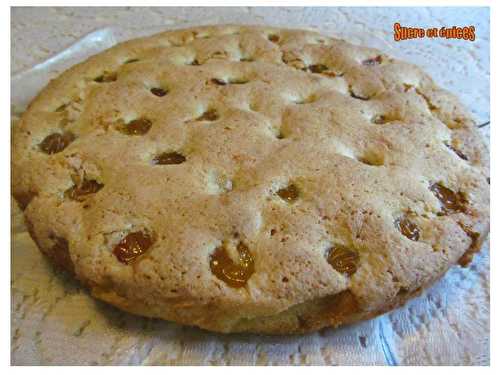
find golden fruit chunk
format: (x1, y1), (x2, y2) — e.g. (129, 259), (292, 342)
(277, 184), (299, 203)
(327, 245), (359, 276)
(268, 34), (280, 43)
(152, 152), (186, 165)
(210, 242), (255, 288)
(39, 132), (75, 154)
(457, 223), (481, 267)
(308, 64), (328, 73)
(430, 183), (467, 214)
(13, 191), (36, 210)
(211, 78), (227, 86)
(94, 72), (117, 83)
(48, 234), (75, 274)
(196, 109), (219, 121)
(120, 118), (152, 135)
(445, 143), (468, 161)
(124, 58), (139, 64)
(396, 217), (420, 241)
(113, 231), (153, 264)
(150, 87), (168, 97)
(228, 78), (249, 84)
(372, 115), (390, 124)
(65, 179), (103, 201)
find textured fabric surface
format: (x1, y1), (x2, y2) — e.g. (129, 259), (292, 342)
(11, 7), (489, 365)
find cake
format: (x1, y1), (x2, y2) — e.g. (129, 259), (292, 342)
(11, 25), (490, 334)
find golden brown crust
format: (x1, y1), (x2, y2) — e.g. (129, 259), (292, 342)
(12, 25), (489, 334)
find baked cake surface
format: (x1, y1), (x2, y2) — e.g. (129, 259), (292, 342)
(12, 25), (489, 334)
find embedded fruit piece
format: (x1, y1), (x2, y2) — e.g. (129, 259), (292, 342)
(196, 109), (219, 121)
(268, 34), (280, 43)
(457, 223), (481, 267)
(308, 64), (328, 74)
(281, 53), (307, 70)
(48, 234), (75, 273)
(277, 184), (299, 203)
(113, 231), (153, 264)
(396, 217), (420, 241)
(372, 115), (390, 124)
(430, 183), (468, 214)
(349, 87), (370, 101)
(94, 72), (117, 82)
(55, 103), (68, 112)
(228, 78), (249, 84)
(121, 118), (152, 135)
(65, 179), (103, 201)
(211, 78), (227, 86)
(445, 143), (468, 161)
(327, 245), (359, 276)
(150, 87), (168, 97)
(152, 152), (186, 165)
(13, 191), (36, 210)
(358, 152), (384, 166)
(362, 55), (382, 66)
(39, 132), (75, 154)
(210, 51), (228, 59)
(210, 242), (255, 288)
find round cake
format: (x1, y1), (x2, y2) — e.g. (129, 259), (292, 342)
(12, 25), (490, 334)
